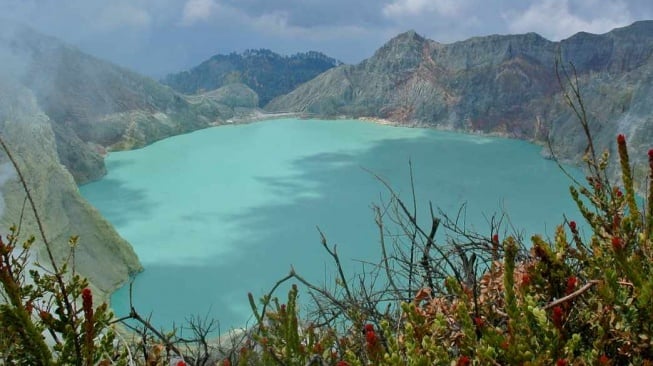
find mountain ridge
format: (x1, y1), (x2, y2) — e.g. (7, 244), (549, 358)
(162, 48), (341, 106)
(267, 20), (653, 181)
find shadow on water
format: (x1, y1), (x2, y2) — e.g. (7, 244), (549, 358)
(105, 158), (135, 171)
(220, 132), (582, 291)
(79, 178), (156, 227)
(114, 131), (583, 331)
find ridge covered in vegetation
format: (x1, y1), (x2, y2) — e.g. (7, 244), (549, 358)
(163, 49), (342, 106)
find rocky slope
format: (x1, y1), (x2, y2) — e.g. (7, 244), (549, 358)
(163, 49), (341, 106)
(268, 21), (653, 181)
(0, 25), (258, 296)
(11, 27), (261, 184)
(0, 80), (141, 294)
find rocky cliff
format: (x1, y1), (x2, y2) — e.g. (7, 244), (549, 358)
(4, 26), (258, 184)
(0, 80), (141, 294)
(163, 49), (341, 106)
(268, 21), (653, 181)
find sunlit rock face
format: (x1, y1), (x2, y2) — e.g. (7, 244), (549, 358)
(267, 21), (653, 184)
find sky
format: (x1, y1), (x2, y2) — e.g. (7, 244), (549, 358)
(2, 0), (652, 78)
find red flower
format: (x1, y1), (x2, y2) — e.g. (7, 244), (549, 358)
(556, 359), (568, 366)
(500, 340), (509, 350)
(611, 236), (624, 251)
(365, 330), (377, 346)
(492, 234), (499, 244)
(474, 316), (484, 328)
(39, 310), (52, 322)
(364, 323), (374, 333)
(566, 276), (578, 295)
(552, 306), (564, 329)
(81, 287), (93, 332)
(336, 362), (350, 366)
(613, 214), (621, 229)
(615, 188), (623, 198)
(82, 288), (93, 312)
(176, 361), (187, 366)
(568, 221), (577, 232)
(457, 356), (471, 366)
(521, 273), (531, 287)
(617, 134), (626, 145)
(312, 342), (324, 354)
(222, 359), (231, 366)
(24, 301), (33, 314)
(599, 354), (610, 364)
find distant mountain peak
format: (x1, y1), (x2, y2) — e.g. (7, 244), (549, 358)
(163, 48), (341, 106)
(267, 20), (653, 186)
(386, 30), (426, 45)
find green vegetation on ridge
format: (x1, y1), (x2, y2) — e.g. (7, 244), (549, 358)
(163, 49), (341, 106)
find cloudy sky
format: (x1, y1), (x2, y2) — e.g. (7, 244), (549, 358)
(3, 0), (652, 77)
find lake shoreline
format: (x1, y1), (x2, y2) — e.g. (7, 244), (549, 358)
(229, 111), (549, 146)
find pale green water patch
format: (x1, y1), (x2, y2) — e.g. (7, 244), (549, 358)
(80, 118), (583, 331)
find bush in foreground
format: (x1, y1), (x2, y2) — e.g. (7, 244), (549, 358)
(237, 133), (653, 366)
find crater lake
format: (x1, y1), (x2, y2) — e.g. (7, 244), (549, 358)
(80, 118), (583, 331)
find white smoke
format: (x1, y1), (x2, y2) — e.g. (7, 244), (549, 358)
(0, 20), (31, 83)
(0, 162), (17, 217)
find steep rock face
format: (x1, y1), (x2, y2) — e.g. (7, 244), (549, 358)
(0, 81), (141, 293)
(268, 21), (653, 179)
(162, 49), (341, 106)
(6, 26), (250, 184)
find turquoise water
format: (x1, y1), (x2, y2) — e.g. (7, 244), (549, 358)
(80, 118), (582, 331)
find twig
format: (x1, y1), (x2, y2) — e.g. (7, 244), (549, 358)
(408, 159), (418, 298)
(316, 227), (353, 302)
(373, 205), (401, 299)
(543, 280), (633, 310)
(362, 167), (463, 288)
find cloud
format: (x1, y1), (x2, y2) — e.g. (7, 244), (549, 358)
(504, 0), (633, 40)
(96, 4), (152, 30)
(249, 12), (376, 41)
(0, 0), (649, 77)
(180, 0), (219, 25)
(0, 163), (15, 217)
(382, 0), (462, 17)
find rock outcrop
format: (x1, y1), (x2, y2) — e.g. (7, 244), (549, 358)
(0, 81), (141, 294)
